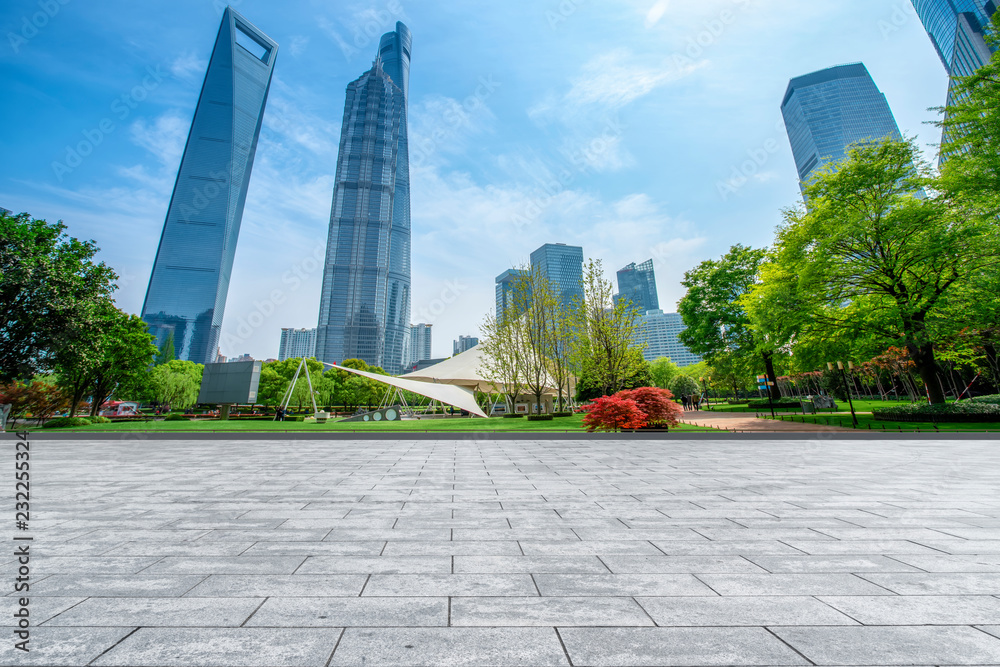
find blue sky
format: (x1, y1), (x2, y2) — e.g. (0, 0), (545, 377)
(1, 0), (948, 360)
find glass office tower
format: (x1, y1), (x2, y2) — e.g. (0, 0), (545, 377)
(529, 243), (584, 311)
(141, 8), (277, 364)
(781, 63), (902, 186)
(616, 259), (659, 314)
(316, 22), (412, 373)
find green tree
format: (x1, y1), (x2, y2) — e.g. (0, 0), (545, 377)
(0, 212), (117, 382)
(677, 244), (780, 400)
(649, 357), (681, 390)
(87, 307), (158, 416)
(669, 374), (700, 399)
(750, 138), (997, 404)
(148, 360), (203, 409)
(155, 332), (176, 366)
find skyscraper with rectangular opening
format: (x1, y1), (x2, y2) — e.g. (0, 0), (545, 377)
(141, 7), (277, 363)
(781, 63), (902, 187)
(316, 22), (412, 373)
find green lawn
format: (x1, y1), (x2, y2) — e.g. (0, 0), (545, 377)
(761, 412), (1000, 432)
(25, 413), (719, 433)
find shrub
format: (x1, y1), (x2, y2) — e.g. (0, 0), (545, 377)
(617, 387), (683, 427)
(552, 411), (574, 417)
(970, 394), (1000, 405)
(43, 417), (92, 429)
(163, 414), (190, 422)
(502, 414), (524, 419)
(90, 416), (111, 424)
(582, 395), (647, 433)
(527, 414), (554, 421)
(873, 401), (1000, 423)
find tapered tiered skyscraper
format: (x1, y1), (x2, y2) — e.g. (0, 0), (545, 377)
(316, 22), (412, 373)
(141, 7), (277, 363)
(781, 63), (902, 187)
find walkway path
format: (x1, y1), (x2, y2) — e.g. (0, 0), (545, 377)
(682, 407), (854, 432)
(11, 437), (1000, 666)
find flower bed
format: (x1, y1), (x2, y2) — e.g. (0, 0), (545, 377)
(872, 400), (1000, 423)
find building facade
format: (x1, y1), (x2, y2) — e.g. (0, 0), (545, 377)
(408, 323), (432, 367)
(278, 327), (317, 361)
(495, 269), (530, 322)
(635, 310), (702, 367)
(316, 23), (412, 374)
(781, 63), (902, 186)
(529, 243), (584, 311)
(453, 335), (479, 356)
(616, 259), (659, 314)
(141, 8), (277, 364)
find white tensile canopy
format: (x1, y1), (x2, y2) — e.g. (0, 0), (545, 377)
(329, 361), (489, 419)
(400, 344), (558, 397)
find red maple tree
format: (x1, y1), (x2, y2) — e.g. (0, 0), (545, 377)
(582, 395), (648, 432)
(617, 387), (683, 427)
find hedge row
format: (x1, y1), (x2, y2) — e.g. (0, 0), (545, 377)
(873, 400), (1000, 423)
(43, 416), (112, 428)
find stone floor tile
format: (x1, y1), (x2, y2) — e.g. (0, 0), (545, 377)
(857, 572), (1000, 594)
(241, 541), (386, 556)
(381, 540), (525, 555)
(747, 555), (924, 573)
(42, 596), (263, 627)
(451, 596), (654, 626)
(453, 556), (608, 573)
(559, 627), (809, 666)
(246, 597), (449, 627)
(0, 597), (86, 626)
(31, 556), (163, 575)
(25, 574), (206, 597)
(773, 626), (1000, 665)
(599, 555), (767, 574)
(637, 595), (858, 626)
(698, 573), (894, 596)
(650, 540), (807, 555)
(296, 556), (452, 574)
(534, 573), (716, 596)
(92, 627), (340, 666)
(141, 555), (306, 575)
(329, 627), (569, 666)
(183, 574), (368, 597)
(888, 554), (1000, 572)
(362, 574), (538, 596)
(518, 540), (663, 555)
(1, 627), (135, 666)
(781, 540), (944, 555)
(818, 595), (1000, 625)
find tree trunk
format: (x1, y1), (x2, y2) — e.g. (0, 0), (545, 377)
(762, 351), (780, 401)
(907, 341), (946, 404)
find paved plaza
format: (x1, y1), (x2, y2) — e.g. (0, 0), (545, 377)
(5, 436), (1000, 666)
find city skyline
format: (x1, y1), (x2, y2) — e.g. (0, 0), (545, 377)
(140, 7), (277, 364)
(1, 1), (951, 360)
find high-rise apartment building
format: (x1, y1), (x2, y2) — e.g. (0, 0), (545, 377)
(316, 23), (412, 373)
(781, 63), (902, 186)
(453, 335), (479, 356)
(278, 327), (317, 361)
(635, 311), (702, 367)
(409, 323), (432, 367)
(616, 259), (658, 314)
(141, 8), (277, 364)
(495, 269), (530, 322)
(529, 243), (584, 311)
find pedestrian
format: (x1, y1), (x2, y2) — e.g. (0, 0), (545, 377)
(693, 394), (701, 411)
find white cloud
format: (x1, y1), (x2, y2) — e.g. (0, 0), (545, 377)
(646, 0), (671, 28)
(289, 35), (309, 57)
(169, 52), (206, 80)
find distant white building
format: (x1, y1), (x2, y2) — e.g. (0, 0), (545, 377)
(635, 310), (702, 367)
(409, 323), (433, 368)
(453, 335), (479, 356)
(278, 328), (317, 361)
(228, 353), (254, 363)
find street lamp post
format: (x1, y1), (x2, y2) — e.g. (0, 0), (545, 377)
(828, 361), (858, 427)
